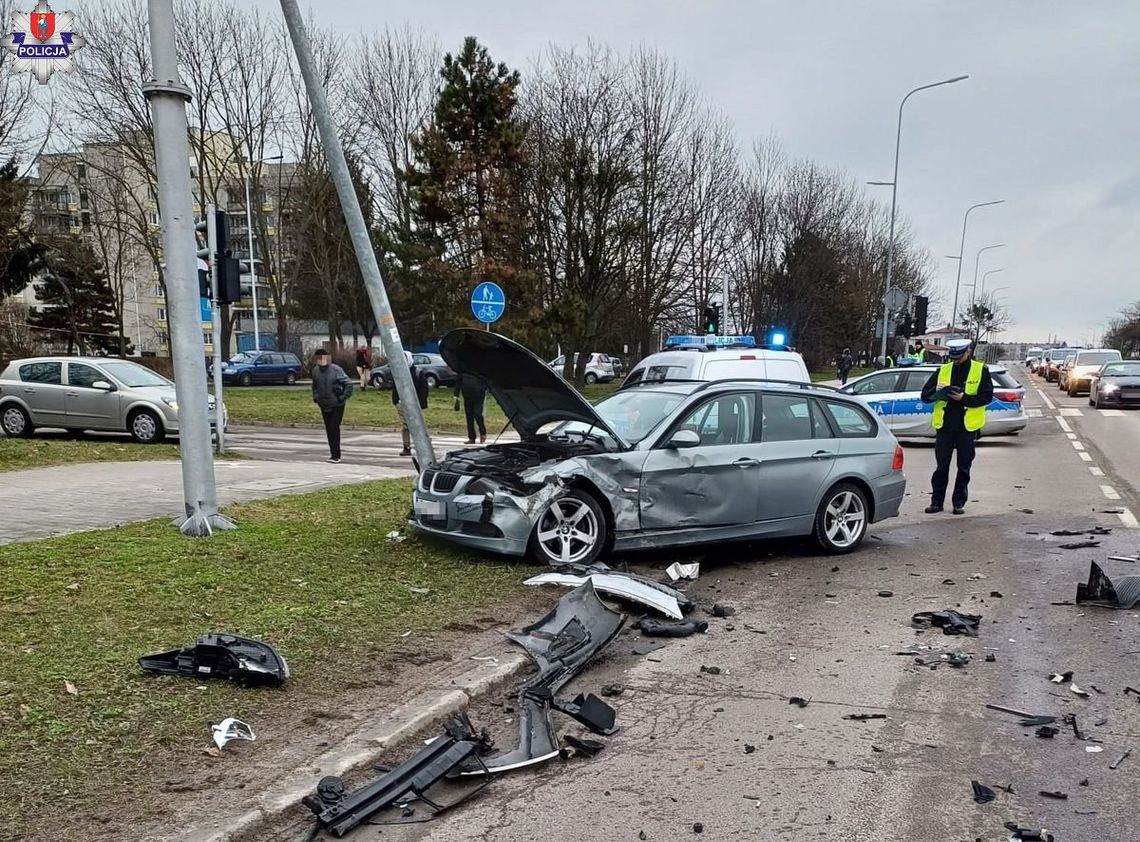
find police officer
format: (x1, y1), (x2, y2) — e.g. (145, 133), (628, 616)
(919, 338), (994, 514)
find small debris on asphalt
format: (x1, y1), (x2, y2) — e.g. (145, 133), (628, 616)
(1079, 778), (1089, 786)
(1004, 822), (1054, 841)
(563, 735), (606, 757)
(665, 561), (700, 582)
(692, 823), (704, 834)
(990, 591), (1003, 598)
(699, 665), (721, 675)
(711, 604), (736, 618)
(843, 713), (887, 721)
(788, 697), (811, 708)
(985, 654), (997, 662)
(744, 744), (756, 754)
(971, 780), (996, 804)
(831, 566), (840, 572)
(943, 651), (971, 667)
(1038, 790), (1067, 800)
(1052, 527), (1111, 536)
(1086, 746), (1104, 753)
(1109, 749), (1132, 770)
(1070, 683), (1090, 698)
(911, 609), (981, 636)
(872, 745), (884, 753)
(1049, 671), (1073, 683)
(1108, 555), (1140, 563)
(639, 832), (647, 841)
(639, 618), (708, 637)
(1059, 540), (1101, 550)
(601, 684), (624, 698)
(1035, 726), (1059, 738)
(1018, 508), (1034, 514)
(877, 590), (893, 597)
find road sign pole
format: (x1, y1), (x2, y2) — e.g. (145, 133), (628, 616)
(207, 204), (225, 454)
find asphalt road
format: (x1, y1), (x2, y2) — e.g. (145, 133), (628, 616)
(313, 365), (1140, 842)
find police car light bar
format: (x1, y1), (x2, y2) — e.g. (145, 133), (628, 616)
(665, 335), (758, 350)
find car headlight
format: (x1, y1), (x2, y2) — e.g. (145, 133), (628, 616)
(1103, 382), (1119, 392)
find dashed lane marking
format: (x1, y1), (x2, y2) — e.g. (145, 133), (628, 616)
(1101, 409), (1126, 417)
(1056, 417), (1073, 433)
(1072, 441), (1086, 451)
(1067, 432), (1077, 440)
(1090, 467), (1105, 477)
(1037, 389), (1056, 411)
(1060, 408), (1084, 417)
(1119, 509), (1140, 529)
(1028, 409), (1043, 418)
(1079, 452), (1093, 462)
(1101, 485), (1122, 500)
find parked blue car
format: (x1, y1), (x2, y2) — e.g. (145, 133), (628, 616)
(215, 351), (302, 386)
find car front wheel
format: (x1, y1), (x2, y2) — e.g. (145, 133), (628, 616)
(528, 489), (607, 566)
(1, 404), (33, 438)
(813, 482), (869, 554)
(285, 371), (297, 385)
(129, 409), (165, 444)
(239, 372), (253, 387)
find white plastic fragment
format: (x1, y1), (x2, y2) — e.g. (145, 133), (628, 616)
(387, 530), (406, 543)
(1086, 746), (1104, 753)
(666, 562), (700, 582)
(212, 717), (256, 750)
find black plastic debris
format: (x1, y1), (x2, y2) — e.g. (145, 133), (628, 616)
(1052, 527), (1111, 536)
(1126, 686), (1140, 699)
(990, 591), (1003, 598)
(1079, 778), (1089, 787)
(601, 684), (625, 698)
(788, 697), (811, 708)
(911, 609), (982, 636)
(138, 633), (289, 686)
(1110, 749), (1131, 770)
(1076, 561), (1140, 609)
(1038, 790), (1067, 800)
(1059, 540), (1101, 550)
(551, 692), (618, 736)
(1049, 671), (1074, 684)
(1003, 822), (1054, 841)
(1035, 726), (1059, 738)
(843, 713), (886, 721)
(877, 590), (893, 598)
(692, 823), (704, 834)
(699, 665), (722, 675)
(985, 654), (997, 662)
(638, 618), (708, 637)
(562, 735), (606, 757)
(1019, 716), (1057, 727)
(744, 744), (756, 754)
(711, 604), (736, 618)
(971, 780), (996, 804)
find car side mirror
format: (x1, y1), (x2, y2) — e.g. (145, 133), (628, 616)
(665, 429), (701, 449)
(91, 380), (116, 392)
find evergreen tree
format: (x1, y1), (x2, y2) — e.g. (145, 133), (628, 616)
(0, 158), (45, 298)
(29, 236), (128, 355)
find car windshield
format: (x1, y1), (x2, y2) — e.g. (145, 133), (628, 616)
(228, 352), (258, 364)
(1103, 362), (1140, 376)
(555, 389), (687, 444)
(99, 361), (172, 388)
(1077, 352), (1120, 366)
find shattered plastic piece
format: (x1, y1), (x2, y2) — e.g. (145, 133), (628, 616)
(985, 654), (997, 662)
(1038, 790), (1067, 800)
(638, 617), (708, 637)
(788, 697), (811, 708)
(711, 604), (736, 618)
(524, 569), (688, 619)
(1108, 555), (1140, 563)
(1052, 527), (1111, 536)
(1076, 561), (1140, 609)
(1086, 746), (1104, 753)
(601, 684), (625, 698)
(744, 744), (756, 754)
(387, 530), (406, 542)
(912, 610), (981, 636)
(1049, 671), (1073, 684)
(843, 713), (886, 721)
(1059, 540), (1101, 550)
(877, 590), (893, 597)
(139, 633), (289, 686)
(552, 692), (618, 736)
(562, 735), (606, 757)
(665, 562), (700, 582)
(972, 780), (996, 804)
(1069, 682), (1089, 697)
(1020, 716), (1057, 727)
(699, 665), (722, 675)
(1079, 778), (1089, 786)
(211, 717), (255, 750)
(1035, 726), (1059, 739)
(1110, 749), (1131, 770)
(1003, 822), (1054, 841)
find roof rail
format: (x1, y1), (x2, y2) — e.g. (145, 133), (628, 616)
(618, 377), (838, 394)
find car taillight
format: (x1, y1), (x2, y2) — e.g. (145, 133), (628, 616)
(892, 445), (904, 471)
(995, 390), (1021, 402)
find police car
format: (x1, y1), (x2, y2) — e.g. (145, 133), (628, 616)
(840, 364), (1027, 438)
(622, 335), (810, 386)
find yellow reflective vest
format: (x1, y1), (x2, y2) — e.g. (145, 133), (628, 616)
(932, 360), (986, 432)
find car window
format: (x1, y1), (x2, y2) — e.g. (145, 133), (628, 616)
(19, 362), (62, 384)
(99, 361), (171, 387)
(1103, 362), (1140, 376)
(676, 393), (757, 446)
(551, 356), (564, 367)
(275, 354), (289, 365)
(851, 372), (901, 395)
(822, 400), (876, 438)
(809, 399), (834, 439)
(901, 370), (933, 392)
(637, 363), (693, 383)
(68, 363), (105, 388)
(760, 393), (816, 442)
(992, 371), (1020, 388)
(1076, 351), (1121, 366)
(413, 354), (431, 365)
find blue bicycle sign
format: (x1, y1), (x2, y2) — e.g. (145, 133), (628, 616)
(470, 282), (506, 324)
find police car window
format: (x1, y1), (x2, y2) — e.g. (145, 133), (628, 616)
(809, 399), (833, 439)
(852, 373), (900, 395)
(760, 394), (814, 442)
(992, 371), (1020, 388)
(677, 394), (756, 446)
(640, 364), (692, 383)
(822, 401), (875, 437)
(901, 370), (932, 392)
(19, 362), (61, 384)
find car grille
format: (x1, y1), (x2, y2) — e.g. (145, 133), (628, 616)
(419, 470), (462, 494)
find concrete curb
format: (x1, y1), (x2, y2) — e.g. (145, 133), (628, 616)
(180, 651), (531, 842)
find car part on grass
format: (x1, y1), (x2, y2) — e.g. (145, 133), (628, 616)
(1003, 821), (1054, 841)
(666, 561), (700, 582)
(562, 735), (606, 757)
(138, 633), (289, 686)
(1059, 540), (1101, 550)
(303, 715), (491, 837)
(1076, 561), (1140, 609)
(638, 617), (708, 637)
(524, 568), (689, 620)
(971, 780), (996, 804)
(211, 717), (255, 750)
(911, 609), (981, 636)
(457, 581), (626, 777)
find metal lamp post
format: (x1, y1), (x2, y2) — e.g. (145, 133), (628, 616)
(244, 154), (283, 351)
(979, 267), (1004, 298)
(874, 74), (968, 365)
(949, 200), (1003, 332)
(971, 243), (1005, 304)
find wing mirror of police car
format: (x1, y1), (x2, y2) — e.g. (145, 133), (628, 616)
(665, 429), (701, 449)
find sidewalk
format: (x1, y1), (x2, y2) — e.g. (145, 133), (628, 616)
(0, 458), (412, 544)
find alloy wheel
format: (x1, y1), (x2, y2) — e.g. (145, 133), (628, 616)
(824, 490), (867, 549)
(535, 497), (601, 565)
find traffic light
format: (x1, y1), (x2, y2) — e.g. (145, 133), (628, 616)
(194, 210), (241, 302)
(702, 304), (721, 334)
(195, 216), (212, 297)
(913, 295), (929, 336)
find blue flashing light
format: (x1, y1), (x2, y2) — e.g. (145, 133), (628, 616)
(768, 330), (787, 346)
(664, 335), (758, 350)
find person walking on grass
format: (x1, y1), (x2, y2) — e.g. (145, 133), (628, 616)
(454, 372), (487, 445)
(354, 344), (372, 390)
(393, 351), (429, 457)
(311, 348), (353, 463)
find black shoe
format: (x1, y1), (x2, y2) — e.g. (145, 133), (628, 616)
(924, 505), (943, 514)
(400, 448), (411, 457)
(952, 506), (966, 515)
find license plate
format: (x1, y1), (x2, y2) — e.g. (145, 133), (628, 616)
(414, 498), (445, 517)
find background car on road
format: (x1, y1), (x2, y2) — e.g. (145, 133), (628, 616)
(622, 335), (810, 386)
(1061, 349), (1123, 397)
(840, 364), (1026, 437)
(1089, 359), (1140, 408)
(0, 356), (225, 443)
(412, 330), (906, 565)
(215, 351), (302, 386)
(370, 353), (456, 389)
(1044, 348), (1078, 382)
(549, 352), (615, 384)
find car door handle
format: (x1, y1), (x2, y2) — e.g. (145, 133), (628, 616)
(811, 450), (835, 460)
(23, 388), (35, 394)
(66, 391), (79, 397)
(733, 457), (760, 467)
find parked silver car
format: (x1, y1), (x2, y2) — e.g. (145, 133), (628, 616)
(0, 356), (225, 443)
(549, 352), (615, 384)
(412, 330), (907, 564)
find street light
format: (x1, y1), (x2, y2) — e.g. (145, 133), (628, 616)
(971, 243), (1005, 304)
(949, 200), (1004, 333)
(244, 154), (283, 351)
(979, 267), (1004, 297)
(876, 74), (969, 364)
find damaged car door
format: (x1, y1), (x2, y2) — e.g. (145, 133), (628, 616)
(638, 392), (761, 530)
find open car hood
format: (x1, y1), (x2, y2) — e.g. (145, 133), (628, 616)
(439, 329), (625, 443)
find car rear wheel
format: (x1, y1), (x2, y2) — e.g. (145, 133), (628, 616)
(239, 372), (253, 387)
(813, 482), (869, 554)
(584, 372), (598, 385)
(129, 409), (165, 444)
(1, 404), (33, 438)
(528, 489), (607, 566)
(424, 373), (438, 389)
(285, 371), (297, 385)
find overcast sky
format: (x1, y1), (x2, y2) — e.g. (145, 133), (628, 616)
(253, 0), (1140, 345)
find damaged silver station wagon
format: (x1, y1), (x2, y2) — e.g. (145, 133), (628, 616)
(412, 330), (907, 564)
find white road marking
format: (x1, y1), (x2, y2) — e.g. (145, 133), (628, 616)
(1090, 467), (1105, 477)
(1101, 409), (1126, 417)
(1028, 409), (1043, 418)
(1036, 389), (1056, 410)
(1066, 432), (1077, 440)
(1072, 441), (1085, 451)
(1056, 417), (1073, 433)
(1079, 452), (1093, 462)
(1119, 509), (1140, 529)
(1101, 485), (1122, 500)
(1060, 408), (1083, 417)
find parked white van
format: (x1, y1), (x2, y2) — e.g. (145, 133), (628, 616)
(622, 335), (811, 386)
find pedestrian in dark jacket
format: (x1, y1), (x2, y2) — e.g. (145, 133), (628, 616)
(392, 352), (429, 457)
(454, 372), (487, 444)
(311, 348), (353, 463)
(837, 348), (855, 385)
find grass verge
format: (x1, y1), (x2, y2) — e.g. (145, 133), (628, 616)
(810, 367), (873, 383)
(220, 382), (621, 433)
(0, 436), (182, 473)
(0, 478), (530, 839)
